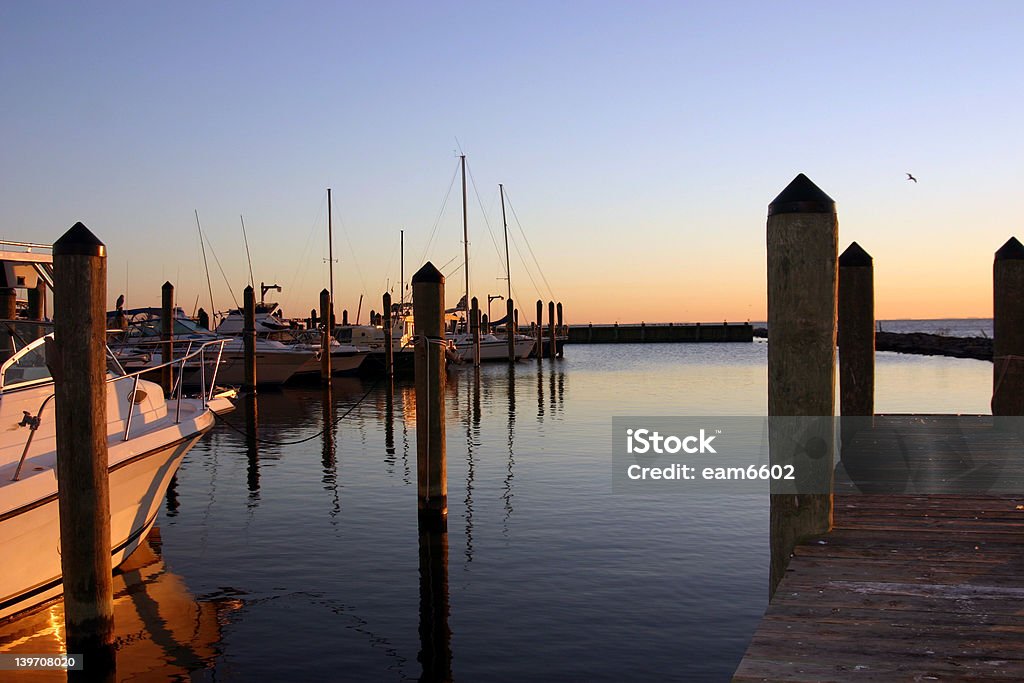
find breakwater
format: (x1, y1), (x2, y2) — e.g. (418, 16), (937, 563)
(752, 327), (992, 361)
(567, 322), (752, 343)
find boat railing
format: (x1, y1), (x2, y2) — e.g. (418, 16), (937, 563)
(8, 333), (229, 482)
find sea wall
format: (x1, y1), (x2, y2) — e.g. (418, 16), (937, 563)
(567, 323), (753, 344)
(752, 327), (992, 361)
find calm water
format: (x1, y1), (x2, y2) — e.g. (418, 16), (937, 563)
(0, 340), (994, 681)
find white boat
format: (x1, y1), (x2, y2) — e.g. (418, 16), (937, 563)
(450, 332), (536, 362)
(0, 323), (231, 622)
(111, 309), (317, 386)
(216, 301), (369, 376)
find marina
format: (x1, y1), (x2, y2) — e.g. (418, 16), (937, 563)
(3, 5), (1023, 680)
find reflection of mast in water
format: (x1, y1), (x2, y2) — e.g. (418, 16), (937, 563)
(463, 372), (478, 564)
(417, 524), (453, 683)
(385, 381), (396, 473)
(503, 365), (516, 534)
(536, 362), (545, 421)
(244, 392), (260, 505)
(557, 366), (565, 411)
(321, 384), (340, 521)
(549, 363), (557, 415)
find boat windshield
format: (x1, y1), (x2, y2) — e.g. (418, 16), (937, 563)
(0, 321), (128, 393)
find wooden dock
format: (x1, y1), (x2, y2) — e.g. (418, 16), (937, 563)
(735, 417), (1024, 681)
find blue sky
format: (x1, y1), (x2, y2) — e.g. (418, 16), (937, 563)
(3, 1), (1022, 322)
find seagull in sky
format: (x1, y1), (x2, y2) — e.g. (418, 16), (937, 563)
(906, 172), (917, 183)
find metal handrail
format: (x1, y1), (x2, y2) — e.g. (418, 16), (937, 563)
(9, 336), (229, 481)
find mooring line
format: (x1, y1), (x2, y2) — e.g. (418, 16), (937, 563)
(211, 376), (385, 446)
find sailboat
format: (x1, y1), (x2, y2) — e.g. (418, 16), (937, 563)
(446, 163), (535, 362)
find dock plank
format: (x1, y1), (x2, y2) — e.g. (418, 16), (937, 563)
(734, 417), (1024, 681)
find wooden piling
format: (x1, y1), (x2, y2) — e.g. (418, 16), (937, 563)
(383, 291), (394, 378)
(413, 262), (447, 529)
(27, 284), (42, 320)
(342, 309), (348, 326)
(51, 222), (115, 668)
(548, 300), (556, 359)
(243, 285), (257, 392)
(556, 302), (564, 357)
(993, 236), (1024, 416)
(507, 298), (515, 363)
(481, 313), (489, 335)
(197, 307), (209, 331)
(470, 296), (481, 366)
(766, 174), (837, 597)
(838, 242), (874, 438)
(160, 281), (174, 397)
(320, 288), (332, 382)
(535, 300), (543, 358)
(513, 307), (519, 331)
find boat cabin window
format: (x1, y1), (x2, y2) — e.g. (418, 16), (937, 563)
(1, 337), (51, 391)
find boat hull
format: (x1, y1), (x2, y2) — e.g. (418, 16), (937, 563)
(0, 427), (208, 623)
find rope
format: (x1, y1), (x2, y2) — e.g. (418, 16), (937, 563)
(212, 376), (384, 446)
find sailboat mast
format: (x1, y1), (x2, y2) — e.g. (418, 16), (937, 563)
(195, 210), (215, 323)
(400, 229), (405, 307)
(240, 214), (255, 288)
(461, 154), (469, 320)
(500, 183), (511, 301)
(327, 187), (335, 314)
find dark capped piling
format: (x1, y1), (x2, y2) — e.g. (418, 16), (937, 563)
(320, 288), (332, 382)
(838, 242), (874, 437)
(993, 237), (1024, 416)
(160, 281), (174, 396)
(52, 222), (116, 671)
(507, 298), (515, 363)
(243, 285), (257, 392)
(767, 174), (837, 597)
(413, 262), (447, 530)
(383, 291), (394, 378)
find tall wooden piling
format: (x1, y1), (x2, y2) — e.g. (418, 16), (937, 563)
(470, 296), (481, 366)
(993, 237), (1024, 416)
(838, 242), (875, 438)
(548, 301), (556, 359)
(556, 302), (564, 357)
(160, 281), (174, 396)
(413, 262), (447, 529)
(52, 223), (115, 668)
(243, 285), (257, 392)
(507, 298), (516, 363)
(383, 291), (394, 378)
(320, 288), (332, 382)
(767, 174), (837, 597)
(514, 307), (519, 331)
(342, 309), (348, 326)
(481, 313), (489, 335)
(535, 300), (543, 358)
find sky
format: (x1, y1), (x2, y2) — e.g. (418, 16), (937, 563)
(2, 1), (1022, 324)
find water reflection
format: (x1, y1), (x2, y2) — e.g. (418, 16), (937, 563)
(321, 384), (340, 520)
(417, 525), (452, 683)
(503, 365), (516, 534)
(245, 392), (260, 504)
(0, 531), (237, 682)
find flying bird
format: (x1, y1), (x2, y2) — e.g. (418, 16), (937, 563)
(906, 173), (917, 183)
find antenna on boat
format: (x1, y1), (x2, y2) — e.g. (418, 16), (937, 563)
(240, 214), (255, 288)
(195, 210), (216, 324)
